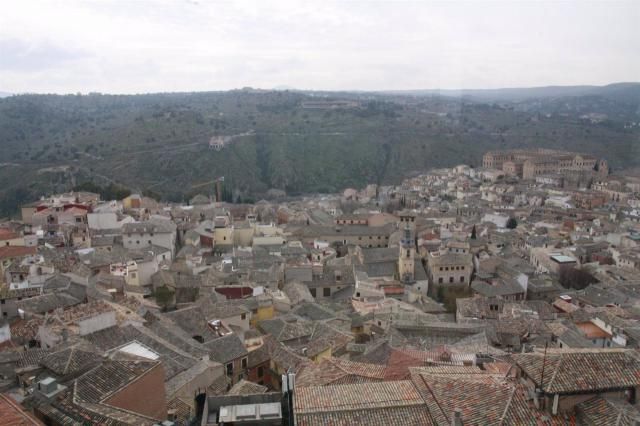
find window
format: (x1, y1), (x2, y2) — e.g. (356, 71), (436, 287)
(438, 277), (443, 284)
(223, 236), (226, 241)
(226, 363), (233, 376)
(449, 277), (454, 283)
(148, 240), (152, 245)
(406, 250), (410, 258)
(241, 358), (248, 369)
(439, 267), (443, 271)
(136, 240), (140, 244)
(310, 288), (316, 297)
(460, 276), (464, 283)
(241, 313), (246, 320)
(257, 366), (264, 377)
(131, 272), (137, 278)
(323, 287), (331, 297)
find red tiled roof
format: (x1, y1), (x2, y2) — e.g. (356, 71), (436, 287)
(382, 286), (405, 296)
(575, 322), (611, 339)
(0, 229), (19, 240)
(0, 394), (43, 425)
(513, 349), (640, 394)
(297, 358), (387, 387)
(0, 246), (36, 259)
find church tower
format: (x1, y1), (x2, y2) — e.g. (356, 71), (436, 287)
(398, 224), (415, 283)
(597, 159), (609, 178)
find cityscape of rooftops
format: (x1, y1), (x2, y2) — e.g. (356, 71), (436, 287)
(0, 1), (639, 425)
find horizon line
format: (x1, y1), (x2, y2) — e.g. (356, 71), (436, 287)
(2, 81), (639, 97)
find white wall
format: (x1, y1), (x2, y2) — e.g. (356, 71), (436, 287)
(0, 323), (10, 343)
(79, 311), (117, 335)
(123, 232), (175, 256)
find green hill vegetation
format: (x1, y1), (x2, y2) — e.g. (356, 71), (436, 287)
(0, 88), (638, 216)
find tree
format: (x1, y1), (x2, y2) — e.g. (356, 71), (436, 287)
(154, 286), (175, 311)
(558, 265), (597, 290)
(506, 217), (518, 229)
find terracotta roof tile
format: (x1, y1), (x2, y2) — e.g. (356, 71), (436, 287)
(513, 349), (640, 394)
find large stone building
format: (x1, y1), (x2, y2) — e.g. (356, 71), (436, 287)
(398, 226), (415, 284)
(482, 149), (601, 179)
(427, 250), (473, 289)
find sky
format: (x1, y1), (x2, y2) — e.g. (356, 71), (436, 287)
(0, 0), (639, 94)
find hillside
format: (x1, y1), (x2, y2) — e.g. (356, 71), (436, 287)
(0, 88), (639, 215)
(387, 82), (640, 103)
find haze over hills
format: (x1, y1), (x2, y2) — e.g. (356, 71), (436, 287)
(0, 83), (638, 216)
(384, 82), (640, 102)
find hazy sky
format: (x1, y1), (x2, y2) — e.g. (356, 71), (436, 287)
(1, 0), (638, 94)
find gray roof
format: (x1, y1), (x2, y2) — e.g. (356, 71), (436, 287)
(294, 224), (394, 238)
(362, 247), (398, 263)
(163, 306), (219, 342)
(205, 333), (248, 364)
(357, 261), (396, 278)
(291, 303), (337, 321)
(428, 252), (473, 267)
(282, 281), (314, 305)
(227, 379), (268, 395)
(471, 279), (524, 298)
(42, 274), (72, 292)
(122, 219), (176, 234)
(81, 324), (198, 380)
(556, 327), (596, 348)
(41, 346), (99, 376)
(16, 293), (81, 314)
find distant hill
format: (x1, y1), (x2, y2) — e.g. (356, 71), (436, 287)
(387, 82), (640, 102)
(0, 92), (12, 98)
(0, 86), (638, 215)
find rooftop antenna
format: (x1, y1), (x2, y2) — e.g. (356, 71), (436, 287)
(539, 342), (548, 389)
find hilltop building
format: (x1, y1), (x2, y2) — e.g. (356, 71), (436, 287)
(482, 149), (602, 179)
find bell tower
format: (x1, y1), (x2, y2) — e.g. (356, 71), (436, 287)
(398, 224), (415, 283)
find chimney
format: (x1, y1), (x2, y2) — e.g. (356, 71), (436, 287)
(533, 389), (543, 410)
(452, 408), (463, 426)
